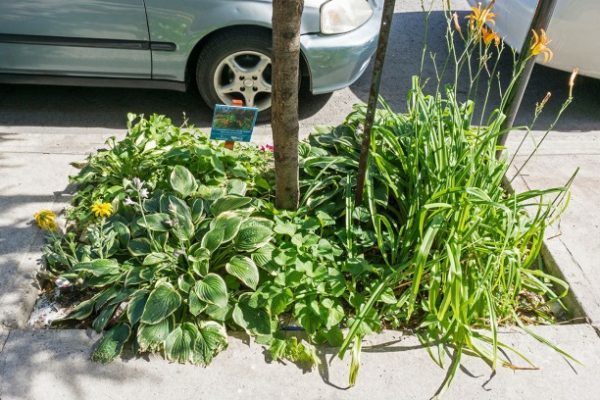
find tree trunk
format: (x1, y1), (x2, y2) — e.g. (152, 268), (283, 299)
(272, 0), (303, 210)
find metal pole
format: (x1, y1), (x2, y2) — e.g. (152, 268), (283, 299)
(496, 0), (558, 158)
(355, 0), (396, 204)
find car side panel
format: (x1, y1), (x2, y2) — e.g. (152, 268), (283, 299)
(0, 0), (152, 78)
(468, 0), (600, 80)
(145, 0), (322, 82)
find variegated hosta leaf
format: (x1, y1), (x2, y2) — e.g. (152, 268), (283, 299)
(234, 225), (273, 252)
(209, 196), (253, 216)
(210, 211), (245, 243)
(170, 165), (198, 198)
(192, 321), (228, 366)
(137, 318), (171, 352)
(165, 323), (197, 363)
(194, 274), (228, 307)
(226, 256), (259, 290)
(91, 324), (131, 363)
(140, 283), (182, 324)
(126, 289), (149, 326)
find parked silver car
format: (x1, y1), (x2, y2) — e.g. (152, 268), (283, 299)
(0, 0), (383, 117)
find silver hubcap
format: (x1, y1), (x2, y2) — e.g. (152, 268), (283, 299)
(213, 50), (272, 111)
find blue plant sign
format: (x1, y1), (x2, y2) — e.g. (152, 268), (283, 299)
(210, 104), (258, 143)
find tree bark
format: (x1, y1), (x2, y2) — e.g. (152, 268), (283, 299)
(272, 0), (303, 210)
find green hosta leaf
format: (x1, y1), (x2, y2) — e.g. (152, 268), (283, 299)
(192, 321), (228, 366)
(211, 211), (244, 243)
(65, 298), (95, 320)
(167, 195), (195, 241)
(140, 283), (182, 324)
(210, 196), (253, 216)
(205, 303), (231, 322)
(177, 274), (195, 293)
(110, 221), (130, 246)
(137, 213), (170, 232)
(91, 324), (131, 363)
(188, 290), (207, 316)
(234, 225), (273, 252)
(137, 318), (171, 352)
(226, 256), (259, 290)
(73, 259), (119, 277)
(226, 179), (247, 196)
(195, 274), (228, 307)
(201, 228), (224, 253)
(274, 222), (297, 236)
(92, 303), (118, 333)
(241, 217), (275, 230)
(170, 165), (198, 198)
(165, 323), (197, 363)
(143, 252), (171, 266)
(127, 289), (148, 326)
(128, 238), (152, 256)
(191, 199), (206, 225)
(232, 296), (271, 335)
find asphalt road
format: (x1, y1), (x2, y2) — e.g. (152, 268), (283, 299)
(0, 0), (598, 143)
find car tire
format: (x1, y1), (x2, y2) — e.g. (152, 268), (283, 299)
(196, 29), (274, 121)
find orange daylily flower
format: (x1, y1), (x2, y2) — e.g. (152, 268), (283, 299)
(466, 2), (496, 31)
(482, 26), (501, 46)
(530, 29), (553, 63)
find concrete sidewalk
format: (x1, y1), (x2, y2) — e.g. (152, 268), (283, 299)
(2, 326), (600, 400)
(507, 130), (600, 327)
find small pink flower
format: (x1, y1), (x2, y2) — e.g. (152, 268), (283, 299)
(259, 144), (274, 152)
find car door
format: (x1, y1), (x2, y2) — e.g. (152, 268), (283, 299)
(0, 0), (151, 79)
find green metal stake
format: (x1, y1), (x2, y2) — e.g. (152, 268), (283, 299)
(355, 0), (397, 204)
(497, 0), (558, 158)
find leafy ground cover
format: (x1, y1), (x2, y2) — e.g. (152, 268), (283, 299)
(37, 3), (577, 394)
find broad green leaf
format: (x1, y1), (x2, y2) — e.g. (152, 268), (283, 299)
(232, 296), (271, 335)
(234, 225), (273, 252)
(73, 259), (119, 277)
(177, 274), (195, 293)
(65, 298), (95, 320)
(110, 221), (130, 246)
(209, 196), (253, 216)
(226, 256), (259, 290)
(201, 228), (224, 253)
(167, 195), (195, 241)
(191, 321), (228, 365)
(195, 274), (228, 307)
(188, 290), (207, 316)
(137, 318), (171, 352)
(274, 222), (297, 236)
(140, 283), (182, 324)
(205, 303), (231, 322)
(136, 213), (170, 232)
(127, 289), (148, 326)
(226, 179), (247, 196)
(211, 211), (244, 243)
(191, 199), (206, 225)
(170, 165), (198, 198)
(143, 252), (171, 266)
(165, 323), (197, 363)
(92, 303), (118, 333)
(91, 324), (131, 363)
(128, 238), (152, 256)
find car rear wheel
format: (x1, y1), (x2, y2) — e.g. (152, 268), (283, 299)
(196, 30), (273, 120)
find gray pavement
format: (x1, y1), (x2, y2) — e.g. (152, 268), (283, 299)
(2, 0), (600, 398)
(2, 326), (600, 400)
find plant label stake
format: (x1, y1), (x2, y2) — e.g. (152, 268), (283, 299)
(210, 99), (258, 150)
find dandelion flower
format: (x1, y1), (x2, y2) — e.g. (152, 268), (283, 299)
(530, 29), (553, 63)
(481, 26), (501, 46)
(466, 2), (496, 31)
(91, 202), (113, 218)
(34, 209), (58, 231)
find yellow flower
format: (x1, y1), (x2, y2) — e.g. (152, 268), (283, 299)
(530, 29), (553, 63)
(91, 202), (113, 218)
(482, 26), (501, 46)
(466, 2), (496, 31)
(34, 209), (58, 231)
